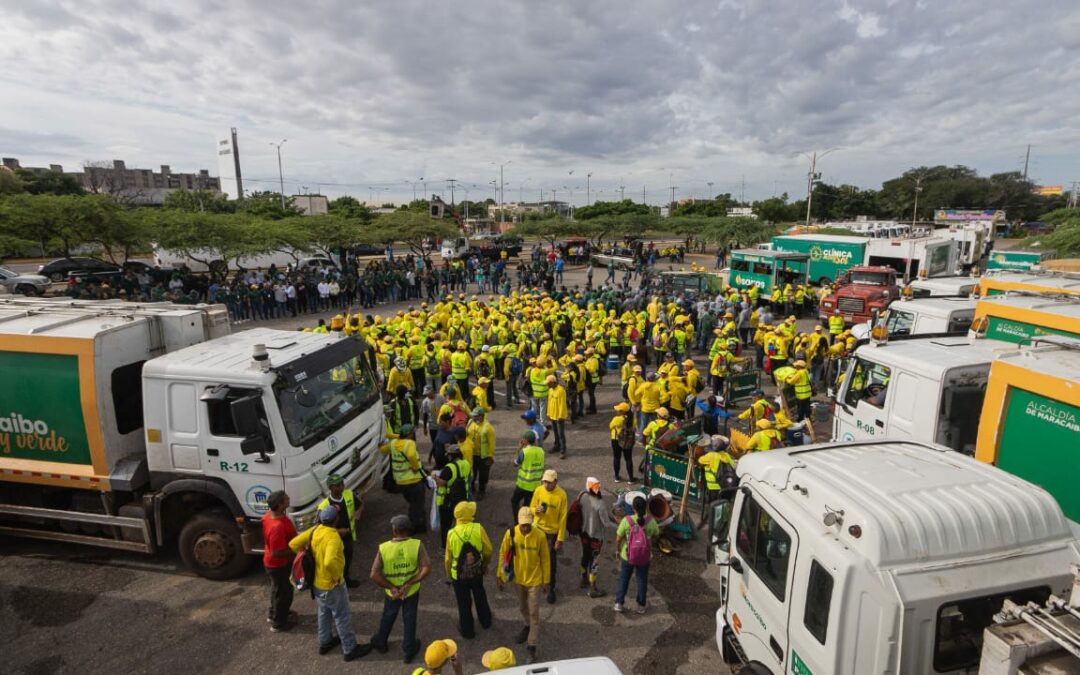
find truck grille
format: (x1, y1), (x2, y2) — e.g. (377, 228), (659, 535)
(838, 297), (865, 315)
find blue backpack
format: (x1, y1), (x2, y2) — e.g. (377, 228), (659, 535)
(509, 356), (524, 377)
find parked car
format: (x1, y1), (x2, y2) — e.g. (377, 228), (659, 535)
(37, 257), (122, 282)
(121, 260), (186, 283)
(0, 267), (51, 295)
(351, 243), (386, 257)
(297, 256), (338, 270)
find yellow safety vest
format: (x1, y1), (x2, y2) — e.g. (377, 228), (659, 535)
(436, 459), (472, 506)
(378, 538), (422, 598)
(516, 445), (545, 491)
(317, 491), (358, 539)
(390, 439), (423, 486)
(789, 369), (812, 400)
(829, 315), (845, 335)
(447, 522), (485, 581)
(529, 368), (549, 397)
(451, 352), (470, 379)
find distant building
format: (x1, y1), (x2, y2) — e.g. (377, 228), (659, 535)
(727, 206), (757, 219)
(487, 200), (570, 220)
(291, 194), (329, 216)
(1, 157), (221, 206)
(215, 128), (243, 200)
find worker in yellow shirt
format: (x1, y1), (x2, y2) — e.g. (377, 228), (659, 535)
(642, 407), (672, 450)
(695, 435), (735, 499)
(379, 424), (427, 534)
(634, 372), (662, 433)
(609, 402), (637, 483)
(467, 407), (497, 499)
(388, 357), (415, 394)
(497, 508), (550, 664)
(584, 348), (601, 414)
(737, 390), (775, 429)
(742, 418), (783, 453)
(530, 469), (567, 604)
(624, 364), (644, 406)
(471, 377), (492, 413)
(546, 374), (569, 459)
(682, 359), (702, 395)
(664, 371), (690, 420)
(784, 359), (813, 421)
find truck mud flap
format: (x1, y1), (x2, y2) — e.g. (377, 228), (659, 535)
(0, 503), (154, 553)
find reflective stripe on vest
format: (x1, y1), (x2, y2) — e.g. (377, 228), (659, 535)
(379, 538), (422, 598)
(451, 352), (470, 379)
(829, 315), (844, 334)
(790, 369), (812, 399)
(515, 445), (545, 491)
(390, 439), (423, 485)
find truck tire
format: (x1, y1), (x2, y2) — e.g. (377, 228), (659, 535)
(742, 663), (774, 675)
(178, 511), (251, 580)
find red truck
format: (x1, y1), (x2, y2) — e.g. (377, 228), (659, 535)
(819, 265), (899, 326)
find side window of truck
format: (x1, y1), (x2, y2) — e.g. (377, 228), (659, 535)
(735, 494), (793, 602)
(112, 361), (147, 434)
(205, 387), (271, 446)
(803, 560), (834, 644)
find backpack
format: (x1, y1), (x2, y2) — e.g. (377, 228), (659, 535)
(566, 490), (587, 536)
(500, 527), (518, 582)
(617, 416), (637, 451)
(291, 528), (319, 595)
(625, 516), (652, 566)
(449, 402), (469, 429)
(476, 358), (492, 379)
(441, 353), (452, 376)
(509, 356), (524, 377)
(425, 355), (440, 377)
(453, 527), (485, 581)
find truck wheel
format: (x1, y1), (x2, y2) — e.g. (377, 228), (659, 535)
(742, 663), (774, 675)
(818, 277), (831, 287)
(178, 512), (251, 580)
(49, 272), (65, 282)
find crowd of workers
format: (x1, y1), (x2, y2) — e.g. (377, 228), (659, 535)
(254, 251), (856, 671)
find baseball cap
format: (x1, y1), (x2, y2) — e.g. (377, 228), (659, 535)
(425, 639), (458, 669)
(326, 473), (344, 487)
(482, 647), (516, 669)
(542, 469), (558, 482)
(517, 506), (534, 524)
(521, 410), (537, 421)
(318, 506), (338, 524)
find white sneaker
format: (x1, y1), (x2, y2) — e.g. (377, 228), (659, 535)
(613, 603), (624, 613)
(635, 604), (647, 615)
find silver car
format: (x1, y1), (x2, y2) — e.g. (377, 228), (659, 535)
(0, 266), (51, 295)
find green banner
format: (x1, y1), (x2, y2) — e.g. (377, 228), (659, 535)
(985, 316), (1079, 344)
(646, 448), (703, 505)
(0, 352), (90, 465)
(997, 388), (1079, 521)
(987, 252), (1043, 271)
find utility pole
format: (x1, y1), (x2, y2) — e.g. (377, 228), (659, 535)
(1068, 181), (1078, 209)
(586, 172), (592, 205)
(911, 175), (923, 228)
(270, 139), (287, 209)
(670, 184), (677, 210)
(801, 148), (837, 227)
(642, 184), (646, 205)
(447, 178), (456, 208)
(499, 164), (504, 225)
(1023, 144), (1031, 181)
(618, 178), (625, 201)
(707, 181), (714, 199)
(739, 174), (746, 203)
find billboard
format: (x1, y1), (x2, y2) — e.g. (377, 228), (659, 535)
(1033, 185), (1063, 196)
(0, 352), (90, 465)
(934, 209), (1006, 223)
(215, 128), (243, 200)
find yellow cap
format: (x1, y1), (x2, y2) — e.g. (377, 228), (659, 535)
(482, 647), (516, 670)
(756, 418), (773, 430)
(424, 639), (458, 669)
(656, 407), (670, 419)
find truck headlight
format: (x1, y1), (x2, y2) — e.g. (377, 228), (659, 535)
(823, 301), (833, 308)
(293, 510), (318, 531)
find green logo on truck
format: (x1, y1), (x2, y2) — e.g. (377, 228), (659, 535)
(999, 388), (1079, 522)
(0, 352), (90, 465)
(985, 317), (1080, 344)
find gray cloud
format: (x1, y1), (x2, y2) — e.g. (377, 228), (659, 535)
(0, 0), (1077, 201)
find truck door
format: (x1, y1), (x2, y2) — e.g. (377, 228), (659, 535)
(724, 489), (799, 672)
(833, 357), (893, 442)
(199, 384), (284, 517)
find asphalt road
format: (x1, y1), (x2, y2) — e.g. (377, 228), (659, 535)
(0, 252), (792, 675)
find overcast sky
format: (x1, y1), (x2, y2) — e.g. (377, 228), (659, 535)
(2, 0), (1078, 205)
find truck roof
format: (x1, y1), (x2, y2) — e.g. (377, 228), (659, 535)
(977, 293), (1080, 319)
(908, 275), (977, 295)
(737, 440), (1073, 568)
(773, 233), (868, 245)
(144, 328), (345, 384)
(853, 335), (1012, 378)
(890, 296), (977, 317)
(981, 270), (1080, 293)
(0, 298), (220, 339)
(990, 336), (1080, 380)
(731, 248), (808, 260)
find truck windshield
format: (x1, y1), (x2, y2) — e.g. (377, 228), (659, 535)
(850, 271), (889, 285)
(885, 309), (915, 335)
(275, 353), (379, 449)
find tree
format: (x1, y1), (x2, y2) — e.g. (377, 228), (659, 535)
(239, 191), (303, 219)
(574, 199), (652, 220)
(0, 170), (26, 196)
(670, 193), (741, 218)
(328, 195), (374, 223)
(366, 210), (459, 259)
(163, 188), (237, 213)
(152, 211), (271, 269)
(751, 194), (802, 224)
(0, 194), (123, 258)
(303, 214), (366, 264)
(13, 168), (84, 195)
(509, 216), (580, 249)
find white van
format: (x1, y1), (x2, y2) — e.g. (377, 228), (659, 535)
(907, 276), (978, 298)
(710, 440), (1079, 675)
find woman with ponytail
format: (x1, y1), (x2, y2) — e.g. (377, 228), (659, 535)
(613, 495), (659, 614)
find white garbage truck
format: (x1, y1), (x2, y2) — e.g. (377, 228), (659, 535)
(709, 440), (1080, 675)
(0, 297), (386, 578)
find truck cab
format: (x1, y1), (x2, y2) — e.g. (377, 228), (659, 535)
(440, 236), (469, 260)
(819, 266), (898, 326)
(831, 337), (1010, 453)
(710, 441), (1079, 675)
(850, 296), (976, 340)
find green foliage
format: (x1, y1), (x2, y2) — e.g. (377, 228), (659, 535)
(509, 216), (579, 246)
(670, 194), (741, 217)
(1025, 207), (1080, 256)
(367, 210), (459, 257)
(13, 168), (85, 195)
(574, 199), (652, 220)
(304, 214), (366, 259)
(1040, 208), (1080, 228)
(162, 189), (237, 213)
(328, 195), (374, 222)
(239, 191), (303, 219)
(751, 194), (802, 223)
(0, 193), (125, 258)
(0, 170), (26, 196)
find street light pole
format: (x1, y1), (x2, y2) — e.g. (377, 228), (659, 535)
(586, 172), (592, 205)
(801, 148), (838, 228)
(270, 139), (287, 209)
(911, 175), (923, 228)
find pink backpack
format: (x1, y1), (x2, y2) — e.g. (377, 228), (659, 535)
(625, 516), (652, 565)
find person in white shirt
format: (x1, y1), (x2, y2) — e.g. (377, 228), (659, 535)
(317, 280), (331, 310)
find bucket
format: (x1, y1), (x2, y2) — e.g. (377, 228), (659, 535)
(812, 401), (831, 424)
(607, 354), (620, 371)
(647, 493), (674, 527)
(620, 490), (646, 516)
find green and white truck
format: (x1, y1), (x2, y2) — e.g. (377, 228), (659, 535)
(728, 249), (809, 294)
(986, 249), (1056, 272)
(0, 297), (386, 578)
(771, 234), (869, 286)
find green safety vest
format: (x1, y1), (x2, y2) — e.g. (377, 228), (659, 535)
(529, 369), (549, 397)
(317, 490), (358, 539)
(829, 315), (845, 335)
(451, 352), (470, 379)
(390, 439), (423, 486)
(447, 522), (485, 581)
(790, 369), (812, 400)
(378, 538), (422, 598)
(515, 445), (545, 491)
(437, 459), (472, 506)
